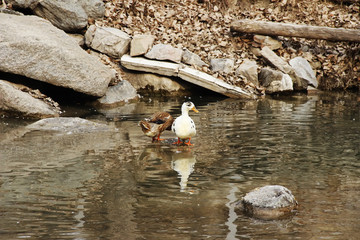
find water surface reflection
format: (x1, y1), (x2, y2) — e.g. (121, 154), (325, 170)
(0, 93), (359, 239)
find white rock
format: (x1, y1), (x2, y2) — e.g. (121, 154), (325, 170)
(290, 57), (318, 88)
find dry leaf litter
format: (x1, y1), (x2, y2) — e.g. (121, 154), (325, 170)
(96, 0), (360, 92)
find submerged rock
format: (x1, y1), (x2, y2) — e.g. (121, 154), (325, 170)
(0, 80), (60, 118)
(236, 185), (298, 220)
(0, 13), (114, 97)
(26, 117), (114, 133)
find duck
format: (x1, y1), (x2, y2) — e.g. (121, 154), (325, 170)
(139, 112), (174, 142)
(172, 101), (199, 146)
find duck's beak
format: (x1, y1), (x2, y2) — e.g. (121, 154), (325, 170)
(192, 107), (199, 113)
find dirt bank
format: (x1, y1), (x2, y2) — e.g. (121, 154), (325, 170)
(97, 0), (359, 91)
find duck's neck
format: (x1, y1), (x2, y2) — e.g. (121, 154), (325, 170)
(181, 106), (189, 116)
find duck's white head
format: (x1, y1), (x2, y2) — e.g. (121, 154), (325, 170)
(181, 101), (199, 115)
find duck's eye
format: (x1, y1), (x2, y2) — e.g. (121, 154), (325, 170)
(186, 102), (192, 107)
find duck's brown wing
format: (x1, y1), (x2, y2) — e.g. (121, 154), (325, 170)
(149, 112), (172, 124)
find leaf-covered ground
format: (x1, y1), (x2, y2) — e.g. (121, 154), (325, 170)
(97, 0), (360, 91)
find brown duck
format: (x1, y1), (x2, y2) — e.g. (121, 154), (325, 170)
(139, 112), (174, 142)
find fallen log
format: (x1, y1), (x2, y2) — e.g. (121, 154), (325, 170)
(230, 20), (360, 42)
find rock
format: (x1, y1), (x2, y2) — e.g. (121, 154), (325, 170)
(80, 0), (105, 19)
(0, 14), (114, 97)
(253, 35), (282, 50)
(130, 34), (156, 57)
(7, 0), (38, 9)
(236, 185), (298, 220)
(259, 68), (293, 94)
(210, 58), (234, 74)
(96, 80), (139, 106)
(182, 49), (208, 68)
(289, 57), (318, 88)
(260, 46), (306, 90)
(9, 0), (105, 32)
(26, 117), (114, 133)
(85, 25), (131, 58)
(0, 80), (60, 118)
(123, 72), (191, 96)
(236, 59), (259, 86)
(33, 0), (88, 32)
(145, 44), (183, 63)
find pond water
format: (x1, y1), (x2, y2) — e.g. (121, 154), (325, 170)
(0, 92), (359, 240)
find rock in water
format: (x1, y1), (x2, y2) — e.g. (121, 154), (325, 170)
(0, 13), (114, 97)
(236, 185), (298, 220)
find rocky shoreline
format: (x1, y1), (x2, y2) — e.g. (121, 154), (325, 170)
(0, 0), (359, 118)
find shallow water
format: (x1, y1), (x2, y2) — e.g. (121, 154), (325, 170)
(0, 93), (359, 240)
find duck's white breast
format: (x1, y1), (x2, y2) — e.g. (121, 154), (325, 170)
(172, 115), (196, 139)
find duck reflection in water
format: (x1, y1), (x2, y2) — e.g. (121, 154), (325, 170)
(171, 149), (196, 192)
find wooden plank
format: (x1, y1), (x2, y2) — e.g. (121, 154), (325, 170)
(120, 55), (255, 98)
(121, 55), (179, 77)
(230, 20), (360, 42)
(178, 67), (253, 98)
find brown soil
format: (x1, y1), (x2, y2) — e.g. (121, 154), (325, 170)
(98, 0), (360, 92)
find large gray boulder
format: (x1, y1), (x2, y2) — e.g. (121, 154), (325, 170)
(0, 13), (114, 97)
(85, 25), (131, 58)
(8, 0), (105, 32)
(236, 185), (298, 220)
(33, 0), (88, 32)
(0, 80), (60, 118)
